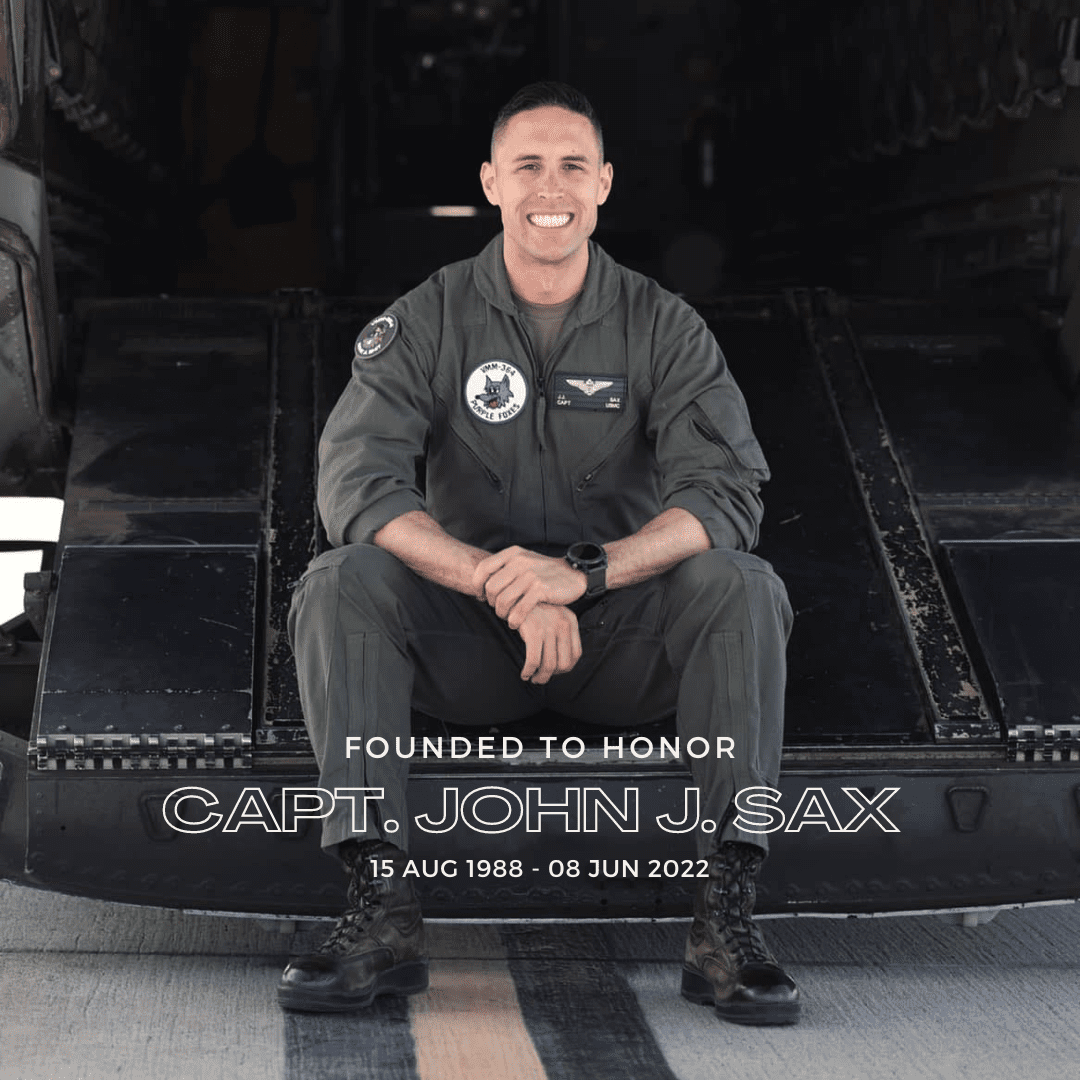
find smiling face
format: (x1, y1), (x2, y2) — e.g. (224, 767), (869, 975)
(480, 105), (613, 296)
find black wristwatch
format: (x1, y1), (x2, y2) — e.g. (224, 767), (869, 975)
(565, 541), (608, 598)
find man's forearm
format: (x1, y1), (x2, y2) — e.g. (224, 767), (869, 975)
(373, 510), (488, 596)
(603, 507), (711, 590)
(375, 505), (710, 610)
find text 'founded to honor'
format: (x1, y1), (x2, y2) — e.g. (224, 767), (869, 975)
(344, 735), (736, 760)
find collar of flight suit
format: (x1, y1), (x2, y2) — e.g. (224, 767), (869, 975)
(471, 231), (623, 329)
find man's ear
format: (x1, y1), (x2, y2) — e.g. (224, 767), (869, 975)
(597, 160), (614, 206)
(479, 161), (499, 206)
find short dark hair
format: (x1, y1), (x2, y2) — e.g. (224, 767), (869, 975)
(490, 81), (604, 162)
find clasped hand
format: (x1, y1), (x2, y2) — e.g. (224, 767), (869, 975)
(471, 546), (588, 684)
(472, 546), (587, 627)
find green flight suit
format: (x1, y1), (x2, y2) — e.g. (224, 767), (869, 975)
(289, 233), (791, 857)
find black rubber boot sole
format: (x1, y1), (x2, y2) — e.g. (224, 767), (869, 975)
(278, 958), (430, 1013)
(681, 965), (801, 1026)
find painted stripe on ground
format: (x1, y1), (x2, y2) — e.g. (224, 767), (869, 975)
(502, 926), (680, 1080)
(282, 996), (420, 1080)
(410, 958), (549, 1080)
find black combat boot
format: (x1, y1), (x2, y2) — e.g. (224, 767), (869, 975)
(278, 839), (428, 1012)
(681, 840), (800, 1025)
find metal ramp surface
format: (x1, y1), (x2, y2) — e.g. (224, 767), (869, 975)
(7, 290), (1080, 917)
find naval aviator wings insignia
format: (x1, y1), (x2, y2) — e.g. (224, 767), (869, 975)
(553, 372), (627, 412)
(567, 378), (614, 397)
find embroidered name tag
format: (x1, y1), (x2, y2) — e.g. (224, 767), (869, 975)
(552, 373), (627, 412)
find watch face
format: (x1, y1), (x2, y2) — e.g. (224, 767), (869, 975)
(572, 542), (604, 563)
(566, 542), (607, 597)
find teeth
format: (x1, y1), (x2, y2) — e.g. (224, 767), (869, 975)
(529, 213), (571, 228)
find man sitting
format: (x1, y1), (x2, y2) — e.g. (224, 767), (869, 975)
(280, 80), (799, 1026)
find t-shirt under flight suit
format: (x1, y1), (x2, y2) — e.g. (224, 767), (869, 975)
(288, 232), (792, 858)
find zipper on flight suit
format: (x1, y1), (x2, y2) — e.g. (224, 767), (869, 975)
(450, 427), (502, 489)
(576, 427), (636, 491)
(513, 315), (549, 543)
(575, 455), (612, 492)
(513, 312), (581, 544)
(690, 406), (745, 476)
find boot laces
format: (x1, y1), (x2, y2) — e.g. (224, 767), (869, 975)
(708, 842), (776, 967)
(319, 852), (386, 955)
(723, 910), (775, 967)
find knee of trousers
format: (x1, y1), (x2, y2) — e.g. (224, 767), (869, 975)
(665, 548), (792, 635)
(287, 543), (414, 648)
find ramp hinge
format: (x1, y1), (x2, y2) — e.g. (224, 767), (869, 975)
(1008, 723), (1080, 763)
(32, 732), (253, 771)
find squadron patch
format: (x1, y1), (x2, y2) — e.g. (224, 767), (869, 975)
(465, 360), (528, 424)
(354, 313), (398, 359)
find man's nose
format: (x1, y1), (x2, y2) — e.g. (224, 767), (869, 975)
(536, 168), (566, 195)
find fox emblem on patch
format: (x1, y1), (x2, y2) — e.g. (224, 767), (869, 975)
(476, 374), (514, 410)
(465, 361), (528, 424)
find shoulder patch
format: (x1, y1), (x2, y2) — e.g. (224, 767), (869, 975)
(354, 313), (399, 359)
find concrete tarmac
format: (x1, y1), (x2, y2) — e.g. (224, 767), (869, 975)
(1, 880), (1078, 1080)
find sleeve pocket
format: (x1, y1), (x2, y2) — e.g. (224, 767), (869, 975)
(689, 389), (770, 477)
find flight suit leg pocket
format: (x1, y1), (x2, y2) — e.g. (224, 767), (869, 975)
(345, 632), (383, 746)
